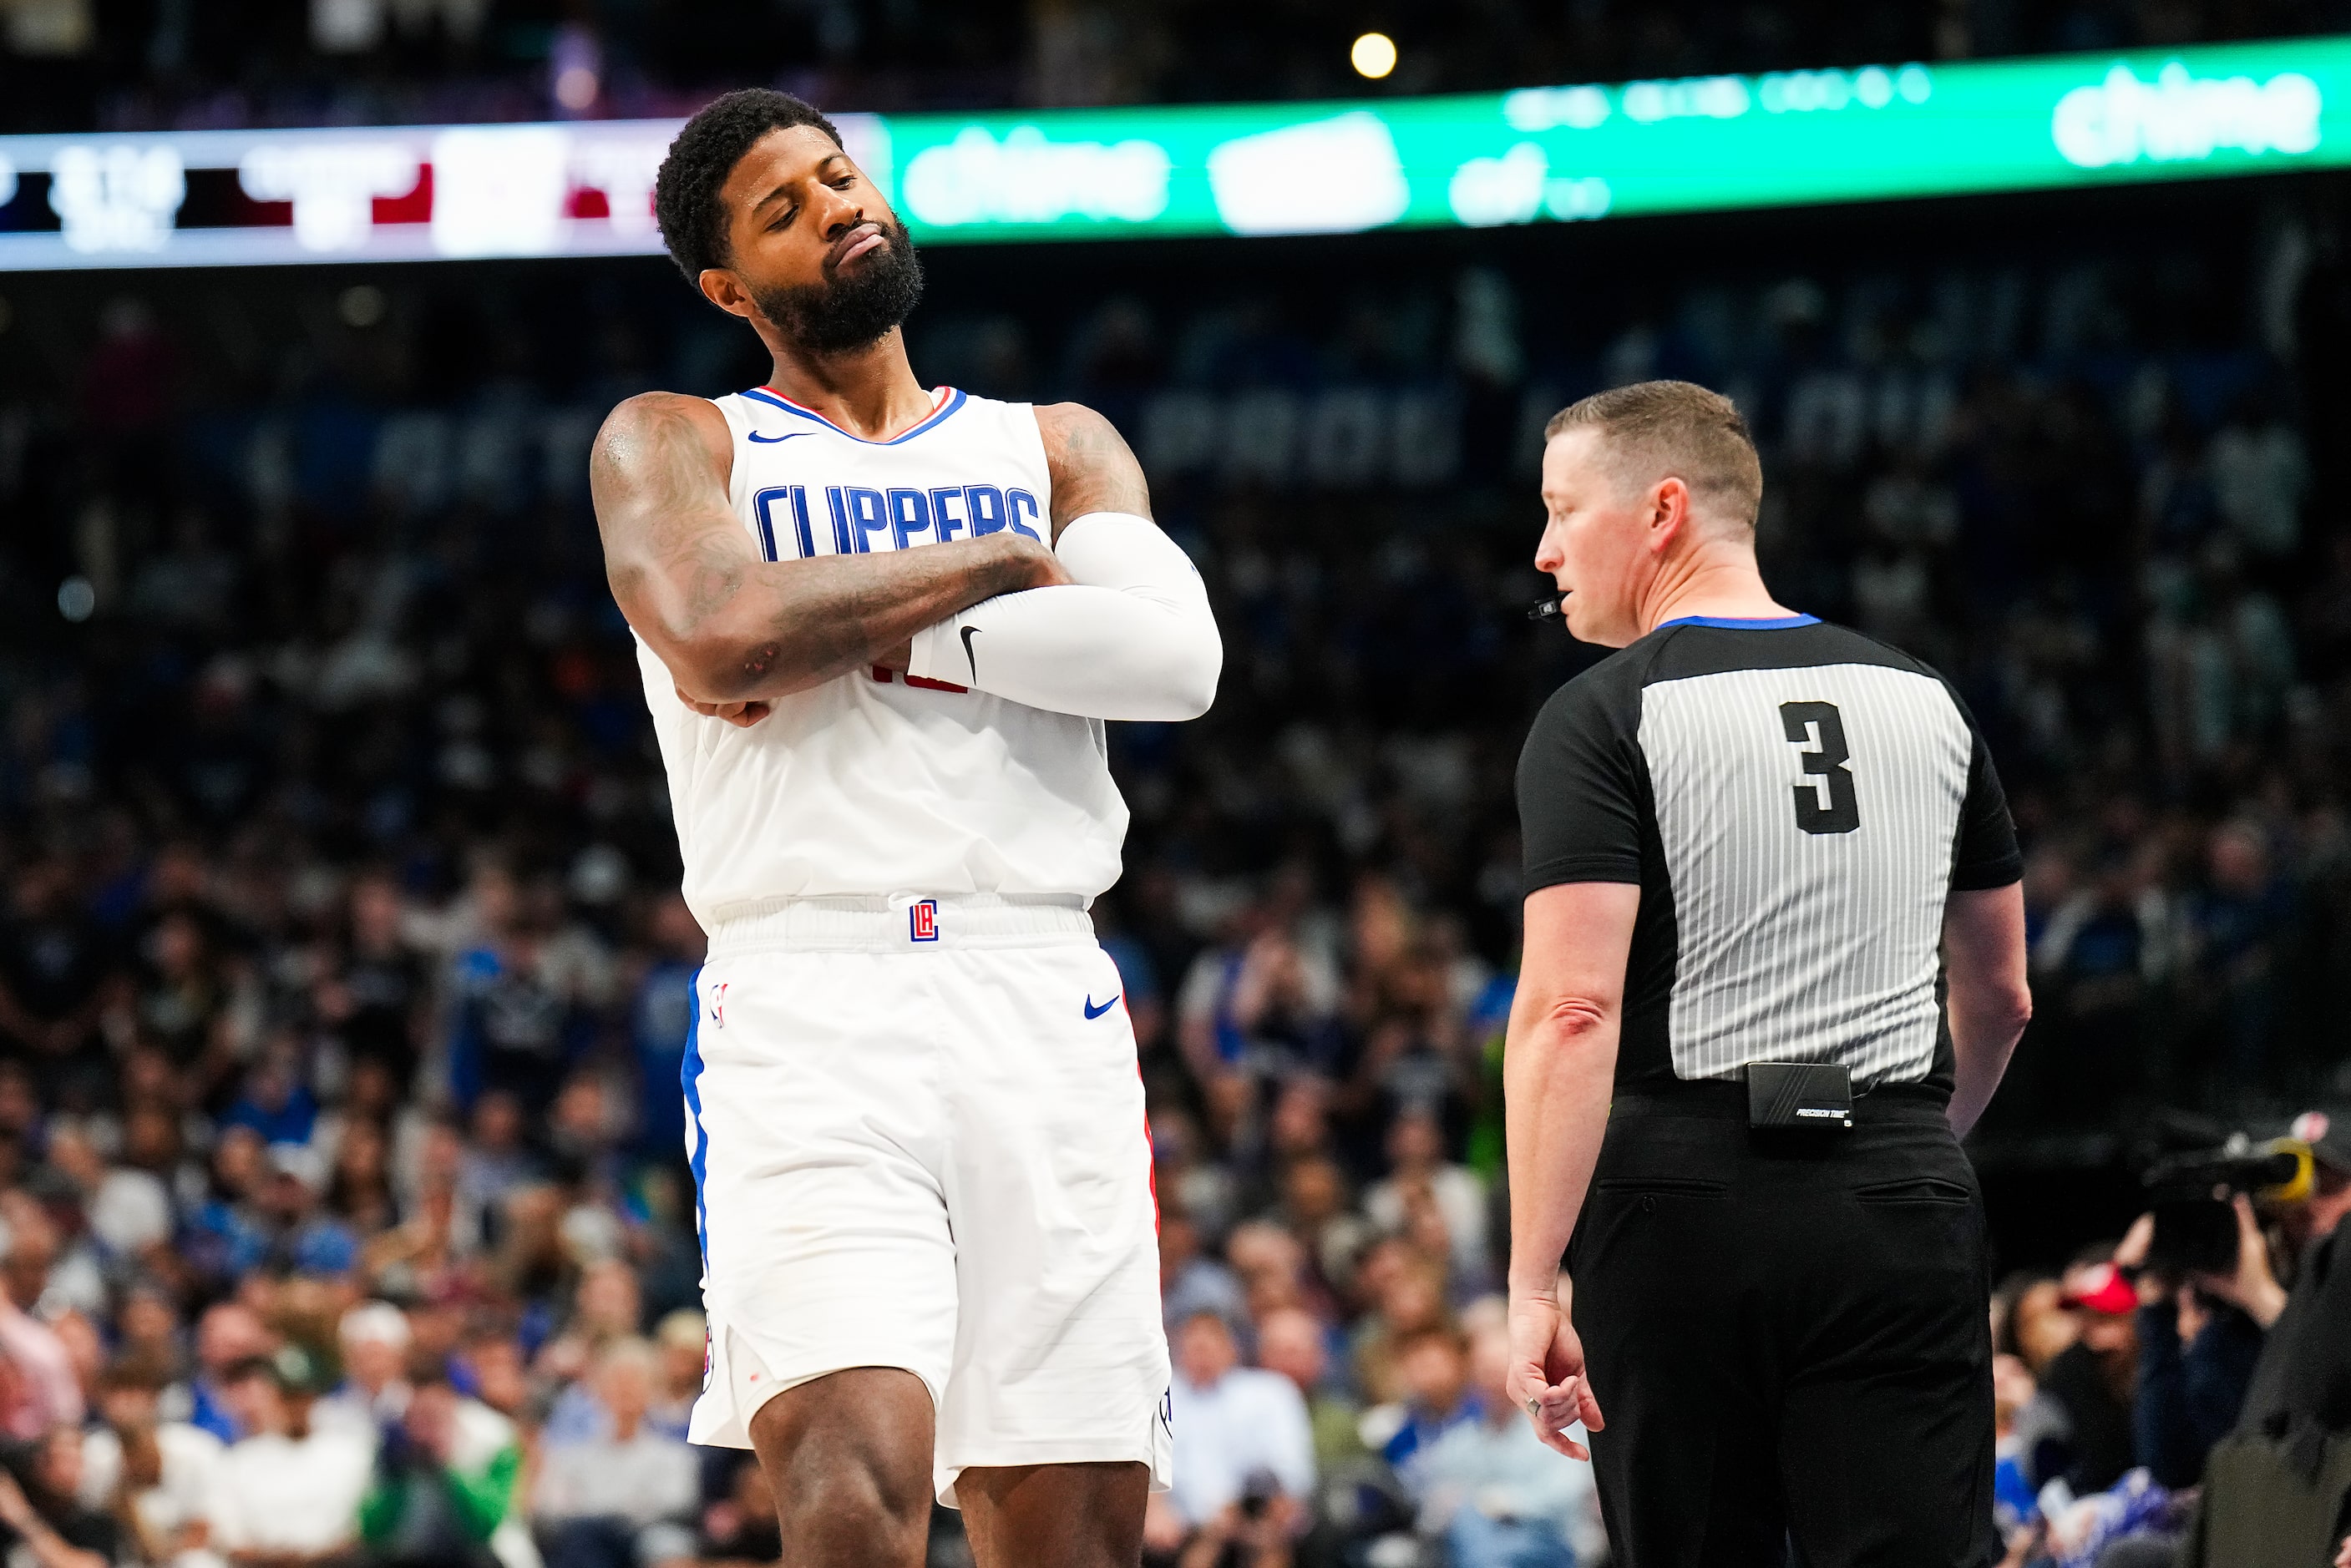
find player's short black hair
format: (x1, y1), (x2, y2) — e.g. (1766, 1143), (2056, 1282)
(654, 89), (844, 283)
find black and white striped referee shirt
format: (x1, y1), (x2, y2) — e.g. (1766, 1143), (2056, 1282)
(1515, 615), (2024, 1093)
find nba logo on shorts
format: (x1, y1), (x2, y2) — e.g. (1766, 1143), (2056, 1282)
(909, 898), (940, 943)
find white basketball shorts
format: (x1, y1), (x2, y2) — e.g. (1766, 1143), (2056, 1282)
(681, 893), (1173, 1506)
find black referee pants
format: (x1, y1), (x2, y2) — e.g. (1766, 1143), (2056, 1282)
(1568, 1080), (1999, 1568)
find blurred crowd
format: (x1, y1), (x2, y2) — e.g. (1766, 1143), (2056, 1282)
(0, 0), (2345, 133)
(1976, 1120), (2351, 1567)
(0, 169), (2348, 1564)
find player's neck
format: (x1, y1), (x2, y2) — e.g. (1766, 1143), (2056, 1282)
(763, 329), (935, 442)
(1637, 543), (1793, 632)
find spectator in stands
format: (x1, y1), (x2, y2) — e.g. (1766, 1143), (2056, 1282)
(1991, 1353), (2047, 1540)
(2111, 1210), (2264, 1487)
(320, 873), (429, 1095)
(1364, 1106), (1489, 1285)
(0, 857), (113, 1109)
(1254, 1306), (1367, 1478)
(77, 1360), (222, 1568)
(2044, 1261), (2141, 1495)
(647, 1309), (705, 1441)
(1158, 1209), (1247, 1336)
(2004, 1274), (2080, 1377)
(0, 1216), (82, 1440)
(538, 1257), (645, 1444)
(253, 1144), (360, 1277)
(183, 1130), (272, 1294)
(676, 1455), (783, 1565)
(5, 1424), (126, 1566)
(1273, 1156), (1371, 1308)
(1155, 1309), (1315, 1551)
(1350, 1242), (1450, 1404)
(2184, 821), (2296, 1086)
(315, 1301), (413, 1440)
(531, 1338), (697, 1568)
(0, 1457), (109, 1568)
(628, 894), (702, 1163)
(322, 1115), (398, 1238)
(222, 1042), (321, 1148)
(1411, 1319), (1599, 1567)
(210, 1347), (376, 1565)
(455, 1095), (539, 1222)
(443, 873), (606, 1118)
(357, 1366), (521, 1568)
(1376, 1325), (1482, 1479)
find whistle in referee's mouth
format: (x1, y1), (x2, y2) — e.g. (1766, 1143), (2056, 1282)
(1527, 592), (1568, 622)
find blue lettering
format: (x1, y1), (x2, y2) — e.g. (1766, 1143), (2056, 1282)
(824, 488), (854, 554)
(1008, 488), (1043, 541)
(788, 486), (814, 558)
(929, 487), (968, 542)
(844, 488), (891, 554)
(887, 488), (932, 550)
(753, 487), (789, 560)
(966, 485), (1006, 537)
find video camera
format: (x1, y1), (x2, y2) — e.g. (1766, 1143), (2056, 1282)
(2140, 1134), (2315, 1276)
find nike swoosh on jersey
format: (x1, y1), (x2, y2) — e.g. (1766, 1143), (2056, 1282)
(960, 625), (981, 681)
(1083, 994), (1120, 1019)
(747, 431), (807, 444)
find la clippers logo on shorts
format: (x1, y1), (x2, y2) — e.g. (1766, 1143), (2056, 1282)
(909, 899), (940, 943)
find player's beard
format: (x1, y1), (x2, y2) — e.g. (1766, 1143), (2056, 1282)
(753, 218), (926, 355)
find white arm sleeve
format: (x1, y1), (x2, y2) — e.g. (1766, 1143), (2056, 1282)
(907, 511), (1221, 721)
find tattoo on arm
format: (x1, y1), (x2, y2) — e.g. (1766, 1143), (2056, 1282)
(1036, 402), (1152, 537)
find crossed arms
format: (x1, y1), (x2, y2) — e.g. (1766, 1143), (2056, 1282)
(590, 393), (1219, 724)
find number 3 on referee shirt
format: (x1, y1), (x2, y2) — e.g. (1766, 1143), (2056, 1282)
(1781, 701), (1860, 835)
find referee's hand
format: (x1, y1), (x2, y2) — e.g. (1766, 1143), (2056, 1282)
(1507, 1289), (1605, 1461)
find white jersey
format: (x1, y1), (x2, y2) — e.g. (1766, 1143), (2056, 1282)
(635, 384), (1129, 926)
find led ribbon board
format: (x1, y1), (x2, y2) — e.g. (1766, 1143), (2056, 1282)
(0, 34), (2342, 269)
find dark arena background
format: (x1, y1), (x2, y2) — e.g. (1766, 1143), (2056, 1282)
(2, 3), (2350, 1565)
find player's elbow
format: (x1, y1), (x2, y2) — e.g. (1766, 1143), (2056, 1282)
(1159, 635), (1221, 720)
(1123, 617), (1219, 721)
(673, 629), (798, 705)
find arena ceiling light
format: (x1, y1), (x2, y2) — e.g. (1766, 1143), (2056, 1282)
(1351, 33), (1399, 81)
(0, 35), (2343, 270)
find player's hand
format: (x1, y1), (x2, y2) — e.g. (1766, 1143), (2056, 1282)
(675, 682), (770, 727)
(1507, 1287), (1604, 1459)
(1001, 531), (1075, 589)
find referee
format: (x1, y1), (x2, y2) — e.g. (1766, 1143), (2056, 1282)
(1502, 382), (2032, 1566)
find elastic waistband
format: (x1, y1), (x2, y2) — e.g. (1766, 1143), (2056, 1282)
(1610, 1076), (1950, 1123)
(705, 893), (1094, 953)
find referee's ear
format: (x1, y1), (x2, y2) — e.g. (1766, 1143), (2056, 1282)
(1643, 475), (1697, 555)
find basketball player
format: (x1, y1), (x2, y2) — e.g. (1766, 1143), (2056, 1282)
(590, 90), (1221, 1568)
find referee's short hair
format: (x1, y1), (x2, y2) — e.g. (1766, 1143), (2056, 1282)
(1544, 380), (1764, 533)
